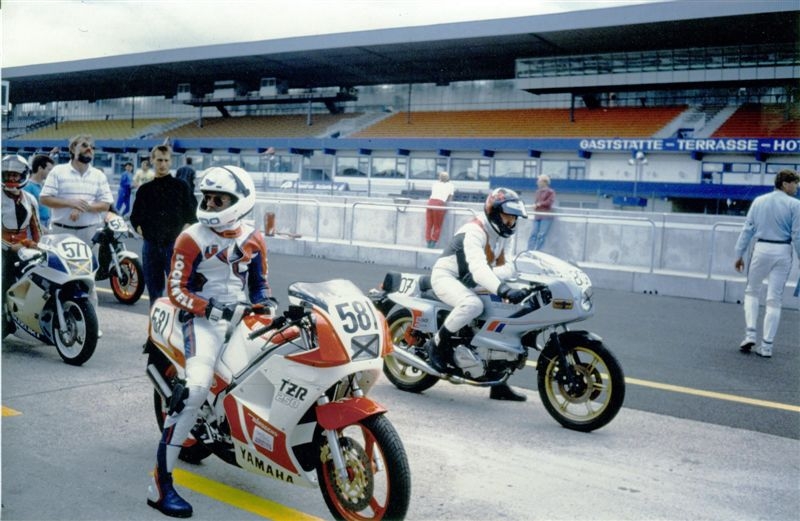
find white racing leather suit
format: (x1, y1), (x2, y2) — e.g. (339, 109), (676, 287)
(158, 221), (271, 477)
(431, 213), (516, 333)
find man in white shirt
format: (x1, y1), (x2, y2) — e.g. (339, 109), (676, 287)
(40, 134), (113, 335)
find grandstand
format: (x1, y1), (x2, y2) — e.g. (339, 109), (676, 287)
(2, 1), (798, 214)
(351, 107), (688, 139)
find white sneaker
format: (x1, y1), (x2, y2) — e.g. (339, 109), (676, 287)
(98, 329), (103, 339)
(739, 338), (755, 353)
(755, 342), (772, 358)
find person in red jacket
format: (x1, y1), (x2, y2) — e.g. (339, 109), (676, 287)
(527, 174), (556, 251)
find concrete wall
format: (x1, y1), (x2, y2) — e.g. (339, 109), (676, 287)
(253, 194), (799, 310)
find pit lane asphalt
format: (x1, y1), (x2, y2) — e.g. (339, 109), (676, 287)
(2, 252), (797, 520)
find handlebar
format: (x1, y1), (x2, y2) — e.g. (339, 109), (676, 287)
(247, 305), (308, 340)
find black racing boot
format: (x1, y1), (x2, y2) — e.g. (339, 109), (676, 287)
(425, 327), (454, 373)
(490, 382), (527, 402)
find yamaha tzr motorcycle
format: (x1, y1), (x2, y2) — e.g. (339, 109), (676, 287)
(145, 279), (411, 521)
(369, 251), (625, 432)
(3, 234), (99, 365)
(91, 212), (144, 304)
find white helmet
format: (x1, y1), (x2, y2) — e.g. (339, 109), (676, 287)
(196, 166), (255, 231)
(2, 154), (31, 190)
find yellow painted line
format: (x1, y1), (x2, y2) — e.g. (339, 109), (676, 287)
(625, 377), (800, 413)
(2, 406), (22, 416)
(173, 468), (324, 521)
(526, 361), (800, 413)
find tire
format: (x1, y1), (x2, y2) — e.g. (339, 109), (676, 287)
(316, 414), (411, 521)
(54, 298), (98, 366)
(537, 337), (625, 432)
(382, 308), (439, 393)
(110, 257), (145, 305)
(151, 358), (213, 464)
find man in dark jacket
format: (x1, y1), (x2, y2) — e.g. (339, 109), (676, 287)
(130, 145), (197, 304)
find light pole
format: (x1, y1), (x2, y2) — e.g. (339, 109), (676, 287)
(628, 150), (647, 200)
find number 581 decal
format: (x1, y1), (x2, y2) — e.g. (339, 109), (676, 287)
(335, 299), (379, 334)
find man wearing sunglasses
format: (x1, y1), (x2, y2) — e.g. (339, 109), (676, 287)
(130, 144), (197, 304)
(147, 165), (273, 518)
(40, 134), (113, 332)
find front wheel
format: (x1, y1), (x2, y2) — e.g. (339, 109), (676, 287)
(110, 257), (145, 304)
(317, 414), (411, 521)
(537, 336), (625, 432)
(54, 298), (98, 366)
(383, 309), (439, 393)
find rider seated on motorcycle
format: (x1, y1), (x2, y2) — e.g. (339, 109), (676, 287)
(147, 166), (274, 518)
(427, 187), (530, 402)
(2, 155), (43, 320)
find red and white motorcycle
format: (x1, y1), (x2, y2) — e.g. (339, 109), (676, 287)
(144, 279), (411, 521)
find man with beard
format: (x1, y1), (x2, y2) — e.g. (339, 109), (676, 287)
(40, 134), (113, 335)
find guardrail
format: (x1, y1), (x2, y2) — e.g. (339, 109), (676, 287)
(255, 195), (798, 284)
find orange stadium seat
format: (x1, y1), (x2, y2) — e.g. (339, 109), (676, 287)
(351, 107), (687, 138)
(162, 114), (363, 138)
(18, 118), (176, 140)
(712, 104), (800, 138)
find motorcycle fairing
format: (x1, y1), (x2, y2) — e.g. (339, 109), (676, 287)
(223, 396), (303, 484)
(149, 297), (187, 371)
(40, 234), (96, 278)
(287, 279), (388, 367)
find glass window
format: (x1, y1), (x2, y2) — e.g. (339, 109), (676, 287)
(336, 156), (366, 177)
(210, 153), (238, 167)
(409, 158), (443, 180)
(371, 157), (405, 178)
(450, 158), (480, 181)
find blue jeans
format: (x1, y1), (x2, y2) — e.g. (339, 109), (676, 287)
(527, 218), (553, 251)
(142, 240), (175, 305)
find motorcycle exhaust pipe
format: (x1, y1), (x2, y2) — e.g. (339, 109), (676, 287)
(391, 345), (506, 387)
(146, 363), (173, 401)
(390, 346), (444, 378)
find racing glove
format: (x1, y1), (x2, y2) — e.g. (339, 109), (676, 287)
(205, 298), (234, 322)
(497, 283), (528, 304)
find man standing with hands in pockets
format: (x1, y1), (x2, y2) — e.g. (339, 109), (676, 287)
(734, 169), (800, 358)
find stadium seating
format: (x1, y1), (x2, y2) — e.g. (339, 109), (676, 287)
(162, 114), (363, 138)
(351, 107), (688, 138)
(712, 104), (800, 138)
(17, 118), (176, 140)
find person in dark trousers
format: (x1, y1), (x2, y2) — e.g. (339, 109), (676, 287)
(175, 157), (197, 206)
(115, 162), (134, 216)
(130, 144), (196, 304)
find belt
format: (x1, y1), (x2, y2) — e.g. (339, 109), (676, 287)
(52, 223), (93, 230)
(757, 239), (790, 244)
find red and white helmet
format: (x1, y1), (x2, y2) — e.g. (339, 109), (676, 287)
(196, 166), (256, 231)
(484, 187), (528, 237)
(2, 154), (31, 190)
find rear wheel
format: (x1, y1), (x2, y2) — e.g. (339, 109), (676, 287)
(54, 298), (98, 366)
(110, 257), (145, 304)
(317, 414), (411, 521)
(537, 338), (625, 432)
(382, 309), (439, 393)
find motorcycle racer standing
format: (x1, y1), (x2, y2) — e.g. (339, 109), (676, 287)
(426, 187), (530, 401)
(147, 166), (273, 518)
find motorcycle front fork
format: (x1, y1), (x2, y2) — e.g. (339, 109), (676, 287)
(318, 377), (366, 481)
